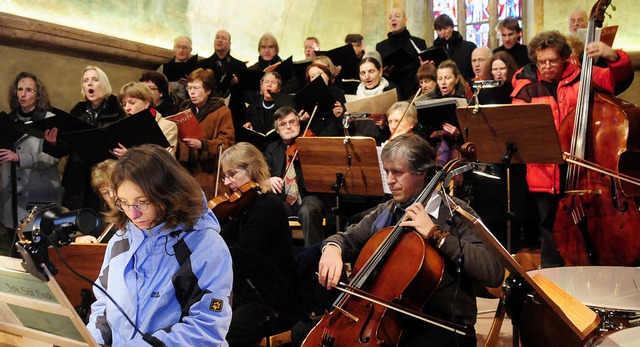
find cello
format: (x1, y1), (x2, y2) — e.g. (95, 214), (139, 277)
(553, 0), (640, 266)
(301, 159), (474, 347)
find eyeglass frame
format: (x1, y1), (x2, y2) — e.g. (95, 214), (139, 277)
(221, 168), (247, 182)
(115, 199), (152, 213)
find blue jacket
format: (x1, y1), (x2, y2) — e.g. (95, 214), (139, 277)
(87, 202), (233, 346)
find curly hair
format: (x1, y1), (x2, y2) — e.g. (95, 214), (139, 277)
(8, 72), (51, 112)
(527, 31), (572, 63)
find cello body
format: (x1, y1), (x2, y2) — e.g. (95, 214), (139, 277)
(554, 92), (640, 266)
(301, 228), (444, 346)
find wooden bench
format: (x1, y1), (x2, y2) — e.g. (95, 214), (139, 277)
(258, 330), (291, 347)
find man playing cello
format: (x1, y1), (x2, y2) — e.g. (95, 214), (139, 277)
(316, 134), (504, 346)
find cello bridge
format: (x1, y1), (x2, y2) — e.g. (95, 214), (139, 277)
(565, 189), (602, 195)
(332, 305), (359, 322)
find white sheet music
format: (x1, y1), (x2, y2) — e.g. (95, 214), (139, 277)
(377, 146), (391, 194)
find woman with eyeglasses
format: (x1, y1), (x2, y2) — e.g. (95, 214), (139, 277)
(177, 68), (235, 200)
(511, 30), (633, 268)
(86, 144), (232, 346)
(1, 72), (62, 242)
(217, 142), (302, 346)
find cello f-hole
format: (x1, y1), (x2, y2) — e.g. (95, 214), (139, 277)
(609, 176), (628, 213)
(358, 302), (374, 344)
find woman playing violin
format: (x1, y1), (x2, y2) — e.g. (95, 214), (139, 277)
(218, 142), (303, 346)
(317, 134), (503, 347)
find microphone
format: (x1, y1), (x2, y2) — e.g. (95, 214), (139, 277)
(472, 80), (504, 89)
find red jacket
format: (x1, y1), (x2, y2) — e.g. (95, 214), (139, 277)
(510, 50), (633, 194)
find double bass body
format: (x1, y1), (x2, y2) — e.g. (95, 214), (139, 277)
(554, 92), (640, 266)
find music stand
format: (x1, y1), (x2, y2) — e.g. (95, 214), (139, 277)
(455, 104), (564, 253)
(445, 201), (600, 347)
(295, 137), (386, 232)
(0, 255), (99, 346)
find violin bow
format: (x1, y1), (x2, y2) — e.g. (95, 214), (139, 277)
(283, 103), (318, 178)
(390, 88), (421, 139)
(214, 142), (224, 197)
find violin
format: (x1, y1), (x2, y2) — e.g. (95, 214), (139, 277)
(208, 181), (261, 220)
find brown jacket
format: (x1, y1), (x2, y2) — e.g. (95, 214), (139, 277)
(178, 97), (235, 199)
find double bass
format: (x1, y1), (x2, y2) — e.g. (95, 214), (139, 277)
(553, 0), (640, 266)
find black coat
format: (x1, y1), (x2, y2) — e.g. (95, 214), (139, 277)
(59, 95), (126, 210)
(376, 29), (427, 100)
(494, 43), (531, 68)
(433, 31), (477, 81)
(199, 52), (248, 129)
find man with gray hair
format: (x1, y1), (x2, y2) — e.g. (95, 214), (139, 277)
(317, 133), (503, 346)
(158, 36), (196, 102)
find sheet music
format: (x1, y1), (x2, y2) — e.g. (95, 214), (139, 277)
(376, 146), (391, 194)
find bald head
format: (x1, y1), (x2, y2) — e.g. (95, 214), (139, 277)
(388, 8), (408, 34)
(569, 10), (588, 33)
(214, 30), (231, 56)
(471, 47), (492, 79)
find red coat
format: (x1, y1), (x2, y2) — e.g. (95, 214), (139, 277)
(511, 50), (633, 194)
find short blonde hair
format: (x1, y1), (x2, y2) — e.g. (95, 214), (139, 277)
(91, 159), (117, 192)
(118, 82), (155, 106)
(81, 66), (112, 99)
(220, 143), (271, 193)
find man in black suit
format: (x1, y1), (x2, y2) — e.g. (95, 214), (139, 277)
(375, 8), (427, 100)
(198, 29), (247, 131)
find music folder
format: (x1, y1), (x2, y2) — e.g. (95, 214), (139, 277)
(381, 47), (416, 69)
(293, 59), (313, 85)
(293, 76), (335, 115)
(418, 46), (449, 66)
(237, 68), (264, 91)
(60, 109), (170, 165)
(0, 111), (40, 149)
(162, 54), (199, 82)
(274, 56), (295, 82)
(344, 89), (398, 115)
(415, 97), (467, 134)
(25, 110), (94, 134)
(322, 44), (360, 79)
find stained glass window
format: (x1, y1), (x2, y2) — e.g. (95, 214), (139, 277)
(431, 0), (525, 48)
(466, 23), (490, 47)
(433, 0), (458, 40)
(498, 0), (521, 20)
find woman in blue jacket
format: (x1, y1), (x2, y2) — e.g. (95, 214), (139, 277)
(87, 144), (233, 346)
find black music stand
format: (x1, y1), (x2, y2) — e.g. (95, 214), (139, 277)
(455, 104), (564, 253)
(295, 137), (386, 232)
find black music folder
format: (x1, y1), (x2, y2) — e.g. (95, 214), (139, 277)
(60, 109), (170, 164)
(293, 59), (313, 85)
(382, 47), (416, 69)
(418, 46), (449, 66)
(25, 111), (94, 133)
(162, 54), (199, 82)
(293, 77), (335, 114)
(274, 56), (294, 82)
(0, 112), (30, 149)
(323, 44), (360, 79)
(237, 68), (264, 92)
(236, 127), (279, 150)
(415, 97), (467, 135)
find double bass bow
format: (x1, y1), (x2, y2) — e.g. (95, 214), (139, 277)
(301, 159), (474, 347)
(553, 0), (640, 266)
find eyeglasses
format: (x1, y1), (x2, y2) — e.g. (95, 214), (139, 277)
(536, 58), (563, 67)
(221, 168), (246, 182)
(17, 87), (36, 94)
(186, 85), (203, 91)
(115, 199), (151, 213)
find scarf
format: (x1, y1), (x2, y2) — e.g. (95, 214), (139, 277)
(356, 77), (390, 97)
